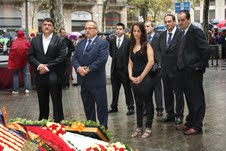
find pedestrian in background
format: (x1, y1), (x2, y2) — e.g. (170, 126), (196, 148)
(59, 28), (75, 90)
(28, 18), (67, 123)
(145, 21), (164, 117)
(128, 23), (155, 138)
(8, 30), (30, 94)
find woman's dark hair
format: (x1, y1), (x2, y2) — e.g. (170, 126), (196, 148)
(130, 23), (147, 55)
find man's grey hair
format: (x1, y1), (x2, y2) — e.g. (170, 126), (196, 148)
(146, 21), (155, 28)
(85, 20), (98, 29)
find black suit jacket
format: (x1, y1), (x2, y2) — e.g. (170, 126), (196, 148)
(149, 33), (161, 64)
(108, 36), (130, 76)
(178, 24), (210, 73)
(28, 34), (67, 85)
(159, 28), (183, 77)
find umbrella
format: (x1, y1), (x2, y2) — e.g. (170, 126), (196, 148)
(217, 20), (226, 28)
(0, 38), (9, 44)
(70, 31), (82, 37)
(211, 19), (220, 25)
(220, 26), (226, 31)
(192, 22), (203, 31)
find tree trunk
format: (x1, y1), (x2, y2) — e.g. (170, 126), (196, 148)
(49, 0), (64, 33)
(102, 0), (109, 32)
(141, 8), (147, 23)
(203, 0), (209, 39)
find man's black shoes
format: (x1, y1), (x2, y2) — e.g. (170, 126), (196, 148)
(108, 108), (118, 113)
(127, 109), (135, 115)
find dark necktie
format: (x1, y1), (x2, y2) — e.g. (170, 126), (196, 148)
(167, 33), (172, 45)
(117, 38), (121, 48)
(83, 39), (92, 55)
(182, 30), (185, 38)
(149, 36), (152, 42)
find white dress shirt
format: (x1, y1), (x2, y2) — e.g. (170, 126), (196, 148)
(42, 33), (53, 54)
(166, 26), (177, 44)
(37, 33), (53, 71)
(116, 34), (124, 48)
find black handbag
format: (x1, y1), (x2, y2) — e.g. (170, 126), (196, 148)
(151, 62), (160, 72)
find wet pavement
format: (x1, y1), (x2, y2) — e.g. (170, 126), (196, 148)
(0, 60), (226, 151)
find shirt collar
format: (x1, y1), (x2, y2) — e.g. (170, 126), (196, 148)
(116, 34), (124, 41)
(42, 33), (53, 40)
(87, 35), (97, 43)
(184, 23), (192, 35)
(167, 26), (177, 35)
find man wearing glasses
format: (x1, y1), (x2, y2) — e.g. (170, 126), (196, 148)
(72, 20), (109, 128)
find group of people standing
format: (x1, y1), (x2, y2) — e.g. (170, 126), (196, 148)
(107, 9), (209, 138)
(7, 9), (209, 138)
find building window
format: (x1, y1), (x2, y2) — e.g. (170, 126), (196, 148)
(209, 10), (215, 21)
(71, 11), (92, 31)
(105, 12), (120, 32)
(210, 0), (215, 6)
(0, 7), (22, 32)
(194, 10), (200, 23)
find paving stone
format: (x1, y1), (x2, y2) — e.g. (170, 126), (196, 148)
(1, 60), (226, 150)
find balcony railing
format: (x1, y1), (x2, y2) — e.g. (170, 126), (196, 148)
(63, 0), (96, 5)
(108, 2), (127, 7)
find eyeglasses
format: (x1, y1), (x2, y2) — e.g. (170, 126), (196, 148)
(84, 27), (96, 30)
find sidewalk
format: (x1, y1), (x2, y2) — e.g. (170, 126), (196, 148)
(0, 60), (226, 150)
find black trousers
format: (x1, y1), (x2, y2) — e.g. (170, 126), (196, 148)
(178, 69), (206, 130)
(36, 73), (64, 123)
(162, 74), (184, 118)
(153, 76), (164, 112)
(63, 57), (71, 87)
(131, 75), (156, 128)
(110, 69), (134, 110)
(81, 83), (108, 128)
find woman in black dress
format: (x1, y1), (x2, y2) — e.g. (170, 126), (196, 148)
(128, 23), (155, 138)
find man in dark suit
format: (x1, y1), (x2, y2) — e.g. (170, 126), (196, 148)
(28, 18), (67, 123)
(59, 28), (75, 90)
(107, 23), (134, 115)
(176, 10), (209, 135)
(72, 20), (109, 128)
(145, 21), (163, 117)
(159, 14), (184, 124)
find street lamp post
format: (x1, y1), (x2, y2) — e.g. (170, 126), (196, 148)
(25, 0), (28, 37)
(25, 0), (31, 89)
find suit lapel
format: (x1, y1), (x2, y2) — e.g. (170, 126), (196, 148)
(45, 35), (57, 55)
(120, 37), (127, 54)
(38, 35), (45, 55)
(169, 29), (178, 47)
(162, 32), (168, 51)
(85, 37), (98, 53)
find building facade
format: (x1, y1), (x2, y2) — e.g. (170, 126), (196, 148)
(0, 0), (129, 34)
(192, 0), (226, 23)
